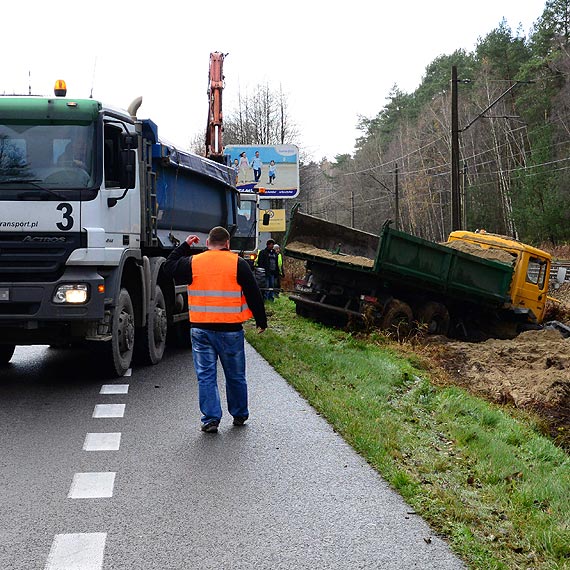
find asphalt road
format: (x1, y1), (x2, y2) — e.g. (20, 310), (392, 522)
(0, 343), (465, 570)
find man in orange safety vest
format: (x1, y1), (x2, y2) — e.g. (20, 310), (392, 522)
(164, 226), (267, 433)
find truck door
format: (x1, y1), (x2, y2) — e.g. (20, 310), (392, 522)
(515, 255), (549, 321)
(81, 120), (140, 243)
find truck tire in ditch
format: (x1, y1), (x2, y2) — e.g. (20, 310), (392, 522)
(0, 344), (16, 365)
(136, 285), (167, 365)
(295, 302), (312, 318)
(103, 288), (135, 377)
(416, 301), (450, 336)
(380, 300), (413, 334)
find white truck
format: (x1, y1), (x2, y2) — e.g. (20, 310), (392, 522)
(0, 83), (238, 375)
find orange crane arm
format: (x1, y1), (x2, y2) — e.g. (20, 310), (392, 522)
(206, 52), (226, 163)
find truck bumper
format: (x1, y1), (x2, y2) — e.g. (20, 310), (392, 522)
(0, 267), (106, 343)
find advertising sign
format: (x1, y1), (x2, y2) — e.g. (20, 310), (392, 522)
(224, 144), (299, 198)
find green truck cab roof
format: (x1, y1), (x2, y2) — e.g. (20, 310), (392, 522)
(0, 97), (101, 124)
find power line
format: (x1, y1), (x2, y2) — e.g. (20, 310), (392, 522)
(341, 136), (446, 176)
(465, 163), (570, 190)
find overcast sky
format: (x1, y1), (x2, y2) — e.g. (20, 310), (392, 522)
(2, 0), (547, 161)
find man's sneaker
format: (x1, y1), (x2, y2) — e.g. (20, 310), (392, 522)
(233, 416), (248, 426)
(201, 421), (219, 433)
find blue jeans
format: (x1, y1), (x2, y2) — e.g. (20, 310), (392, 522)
(265, 273), (276, 301)
(191, 328), (248, 425)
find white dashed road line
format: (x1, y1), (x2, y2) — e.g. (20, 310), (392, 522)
(83, 432), (122, 451)
(92, 403), (126, 418)
(100, 384), (129, 395)
(45, 532), (107, 570)
(68, 472), (116, 499)
(45, 380), (129, 568)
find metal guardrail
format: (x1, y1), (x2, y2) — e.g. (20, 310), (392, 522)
(550, 262), (570, 283)
(528, 261), (570, 289)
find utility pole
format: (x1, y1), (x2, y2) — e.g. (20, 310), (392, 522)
(451, 66), (461, 232)
(450, 66), (532, 233)
(394, 163), (399, 230)
(461, 161), (468, 229)
(350, 191), (355, 227)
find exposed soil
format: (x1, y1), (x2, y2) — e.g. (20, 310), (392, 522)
(285, 241), (375, 268)
(443, 239), (516, 265)
(431, 282), (570, 449)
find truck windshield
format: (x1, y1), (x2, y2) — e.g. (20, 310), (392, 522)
(0, 123), (96, 192)
(230, 197), (257, 252)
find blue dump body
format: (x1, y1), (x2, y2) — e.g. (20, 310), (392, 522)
(142, 120), (237, 246)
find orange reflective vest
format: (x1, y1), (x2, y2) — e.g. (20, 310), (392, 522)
(188, 250), (253, 324)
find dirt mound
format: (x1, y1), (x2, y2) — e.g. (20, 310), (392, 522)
(550, 281), (570, 303)
(433, 328), (570, 448)
(285, 241), (375, 267)
(438, 329), (570, 407)
(443, 240), (515, 265)
(545, 283), (570, 322)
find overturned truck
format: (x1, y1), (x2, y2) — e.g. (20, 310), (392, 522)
(284, 208), (554, 340)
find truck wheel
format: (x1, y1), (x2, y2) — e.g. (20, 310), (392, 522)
(104, 288), (135, 377)
(380, 300), (413, 335)
(416, 302), (450, 336)
(295, 302), (312, 318)
(0, 344), (16, 364)
(136, 285), (167, 365)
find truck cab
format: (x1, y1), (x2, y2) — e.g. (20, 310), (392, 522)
(448, 230), (551, 323)
(0, 87), (238, 375)
(0, 96), (144, 368)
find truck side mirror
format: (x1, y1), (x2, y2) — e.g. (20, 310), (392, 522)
(121, 132), (138, 150)
(120, 150), (136, 189)
(262, 212), (271, 226)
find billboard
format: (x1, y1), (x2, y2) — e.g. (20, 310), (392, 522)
(224, 144), (299, 198)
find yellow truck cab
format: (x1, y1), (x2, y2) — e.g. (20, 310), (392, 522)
(448, 230), (551, 324)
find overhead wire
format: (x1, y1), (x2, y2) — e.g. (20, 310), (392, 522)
(341, 136), (446, 176)
(336, 93), (570, 182)
(305, 81), (570, 220)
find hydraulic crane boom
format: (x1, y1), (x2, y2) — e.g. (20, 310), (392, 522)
(206, 51), (226, 163)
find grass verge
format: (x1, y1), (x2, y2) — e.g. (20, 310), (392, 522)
(245, 297), (570, 570)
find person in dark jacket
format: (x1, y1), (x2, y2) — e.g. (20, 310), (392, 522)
(163, 226), (267, 433)
(255, 239), (279, 301)
(273, 244), (285, 297)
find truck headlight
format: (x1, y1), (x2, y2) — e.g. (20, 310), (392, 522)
(53, 284), (89, 304)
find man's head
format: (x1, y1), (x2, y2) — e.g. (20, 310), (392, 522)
(207, 226), (230, 249)
(255, 151), (260, 157)
(266, 239), (275, 250)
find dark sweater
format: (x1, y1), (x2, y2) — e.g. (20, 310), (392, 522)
(163, 243), (268, 331)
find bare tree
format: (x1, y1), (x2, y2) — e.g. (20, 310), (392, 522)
(223, 83), (299, 146)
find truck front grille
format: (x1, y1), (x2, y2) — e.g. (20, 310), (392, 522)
(0, 233), (84, 283)
(0, 302), (40, 315)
